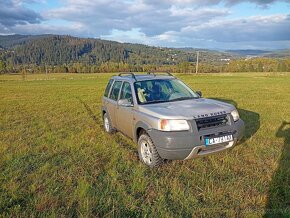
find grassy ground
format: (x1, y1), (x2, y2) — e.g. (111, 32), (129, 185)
(0, 72), (289, 217)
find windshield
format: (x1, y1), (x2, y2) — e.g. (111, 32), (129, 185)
(134, 79), (199, 104)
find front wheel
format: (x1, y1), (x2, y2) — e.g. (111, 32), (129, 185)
(103, 113), (115, 134)
(138, 133), (163, 167)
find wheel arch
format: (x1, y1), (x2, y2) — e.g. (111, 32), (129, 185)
(101, 106), (108, 117)
(134, 121), (151, 143)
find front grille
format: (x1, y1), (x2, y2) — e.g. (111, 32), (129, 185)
(195, 114), (228, 130)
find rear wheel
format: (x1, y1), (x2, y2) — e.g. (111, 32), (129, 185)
(138, 132), (163, 167)
(103, 113), (115, 134)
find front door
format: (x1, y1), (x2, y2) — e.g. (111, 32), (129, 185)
(116, 82), (134, 138)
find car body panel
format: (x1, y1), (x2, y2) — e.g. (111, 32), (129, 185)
(116, 105), (134, 138)
(138, 98), (235, 120)
(104, 98), (118, 128)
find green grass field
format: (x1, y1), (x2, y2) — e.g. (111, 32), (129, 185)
(0, 72), (289, 217)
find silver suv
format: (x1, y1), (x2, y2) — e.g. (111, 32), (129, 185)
(102, 72), (245, 167)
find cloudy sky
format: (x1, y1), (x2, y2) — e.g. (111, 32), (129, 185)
(1, 0), (290, 49)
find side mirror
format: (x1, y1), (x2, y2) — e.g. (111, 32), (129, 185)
(118, 99), (133, 107)
(196, 91), (202, 97)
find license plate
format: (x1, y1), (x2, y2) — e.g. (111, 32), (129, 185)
(205, 135), (233, 146)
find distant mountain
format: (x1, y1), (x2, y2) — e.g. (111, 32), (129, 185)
(263, 50), (290, 58)
(1, 34), (288, 68)
(0, 34), (54, 48)
(179, 47), (239, 58)
(0, 34), (235, 66)
(225, 49), (270, 56)
(225, 49), (290, 58)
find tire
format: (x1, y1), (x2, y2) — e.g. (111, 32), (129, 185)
(138, 132), (163, 167)
(103, 113), (115, 134)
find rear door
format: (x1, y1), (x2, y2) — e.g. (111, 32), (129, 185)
(106, 80), (122, 128)
(116, 81), (134, 138)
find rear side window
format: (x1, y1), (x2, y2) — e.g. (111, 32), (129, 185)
(109, 81), (122, 101)
(104, 79), (113, 97)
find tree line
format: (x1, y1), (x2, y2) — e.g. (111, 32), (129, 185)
(0, 35), (231, 66)
(1, 58), (290, 74)
(0, 35), (290, 74)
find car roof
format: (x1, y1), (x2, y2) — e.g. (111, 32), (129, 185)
(111, 73), (175, 82)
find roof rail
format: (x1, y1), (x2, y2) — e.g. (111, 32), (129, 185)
(118, 72), (137, 81)
(147, 71), (175, 77)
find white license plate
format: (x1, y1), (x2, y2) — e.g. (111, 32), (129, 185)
(205, 135), (233, 146)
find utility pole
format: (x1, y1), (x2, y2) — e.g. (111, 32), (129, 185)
(22, 66), (26, 80)
(45, 64), (48, 80)
(196, 51), (199, 74)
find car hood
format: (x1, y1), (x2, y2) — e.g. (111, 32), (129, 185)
(138, 98), (235, 119)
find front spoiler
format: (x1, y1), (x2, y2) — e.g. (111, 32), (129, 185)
(184, 140), (236, 160)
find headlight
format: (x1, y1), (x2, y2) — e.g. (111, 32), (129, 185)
(158, 119), (190, 131)
(231, 109), (240, 122)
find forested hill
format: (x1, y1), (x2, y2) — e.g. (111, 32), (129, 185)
(0, 34), (234, 66)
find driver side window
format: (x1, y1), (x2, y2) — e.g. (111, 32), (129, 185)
(120, 82), (133, 104)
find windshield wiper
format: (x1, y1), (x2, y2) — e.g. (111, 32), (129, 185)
(140, 99), (171, 104)
(145, 100), (170, 104)
(169, 96), (198, 102)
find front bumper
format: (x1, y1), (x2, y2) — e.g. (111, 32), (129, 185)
(148, 118), (245, 160)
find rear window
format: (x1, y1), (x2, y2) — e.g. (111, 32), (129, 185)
(109, 81), (122, 101)
(104, 79), (113, 97)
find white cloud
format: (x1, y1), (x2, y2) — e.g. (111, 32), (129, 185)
(1, 0), (290, 49)
(0, 0), (42, 27)
(101, 13), (290, 49)
(4, 22), (85, 36)
(180, 14), (290, 42)
(40, 0), (230, 37)
(144, 0), (290, 6)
